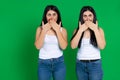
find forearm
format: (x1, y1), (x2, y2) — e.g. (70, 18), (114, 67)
(56, 30), (68, 50)
(94, 29), (106, 49)
(71, 29), (83, 49)
(35, 30), (46, 49)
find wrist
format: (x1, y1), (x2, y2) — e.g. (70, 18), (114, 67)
(78, 28), (84, 33)
(54, 27), (60, 32)
(93, 27), (99, 32)
(41, 28), (47, 33)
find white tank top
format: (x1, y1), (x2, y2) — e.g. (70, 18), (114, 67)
(77, 38), (101, 60)
(39, 34), (63, 59)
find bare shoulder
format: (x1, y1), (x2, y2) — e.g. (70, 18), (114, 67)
(36, 26), (41, 30)
(36, 26), (42, 32)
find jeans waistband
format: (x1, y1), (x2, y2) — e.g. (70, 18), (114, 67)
(80, 59), (100, 63)
(39, 56), (64, 62)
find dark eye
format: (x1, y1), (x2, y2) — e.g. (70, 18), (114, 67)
(53, 13), (57, 16)
(83, 15), (87, 17)
(89, 14), (92, 17)
(47, 13), (51, 16)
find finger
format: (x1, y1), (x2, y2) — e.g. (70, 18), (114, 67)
(42, 21), (45, 29)
(85, 21), (89, 24)
(49, 19), (54, 24)
(79, 21), (81, 27)
(48, 19), (51, 23)
(96, 21), (98, 26)
(50, 18), (54, 22)
(42, 21), (44, 26)
(59, 21), (61, 27)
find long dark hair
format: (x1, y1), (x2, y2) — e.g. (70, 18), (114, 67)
(71, 6), (98, 48)
(40, 5), (63, 27)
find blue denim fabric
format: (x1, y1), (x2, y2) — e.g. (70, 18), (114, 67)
(38, 56), (66, 80)
(76, 59), (103, 80)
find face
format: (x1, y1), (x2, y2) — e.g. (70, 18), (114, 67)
(83, 10), (94, 22)
(46, 10), (58, 22)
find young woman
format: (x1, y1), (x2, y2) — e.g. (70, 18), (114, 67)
(34, 5), (68, 80)
(71, 6), (106, 80)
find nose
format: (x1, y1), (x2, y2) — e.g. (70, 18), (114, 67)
(86, 16), (89, 21)
(86, 16), (91, 21)
(49, 16), (53, 20)
(86, 18), (89, 21)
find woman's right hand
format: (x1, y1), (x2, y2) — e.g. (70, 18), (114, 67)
(79, 21), (88, 32)
(42, 21), (51, 33)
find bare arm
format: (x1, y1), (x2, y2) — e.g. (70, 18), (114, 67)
(87, 21), (106, 49)
(34, 21), (52, 49)
(70, 29), (83, 49)
(71, 22), (88, 49)
(93, 27), (106, 49)
(50, 21), (68, 50)
(55, 27), (68, 50)
(34, 27), (46, 50)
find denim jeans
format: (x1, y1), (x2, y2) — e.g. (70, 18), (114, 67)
(38, 56), (66, 80)
(76, 59), (103, 80)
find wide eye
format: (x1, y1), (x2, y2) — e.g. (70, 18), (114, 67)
(89, 14), (92, 17)
(47, 13), (51, 16)
(53, 13), (57, 16)
(83, 15), (87, 18)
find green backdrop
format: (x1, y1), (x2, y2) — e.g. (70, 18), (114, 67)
(0, 0), (120, 80)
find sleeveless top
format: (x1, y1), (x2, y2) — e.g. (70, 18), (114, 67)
(39, 28), (63, 59)
(77, 38), (101, 60)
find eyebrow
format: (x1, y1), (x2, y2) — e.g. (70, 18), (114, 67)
(83, 14), (87, 16)
(89, 14), (92, 15)
(83, 14), (92, 16)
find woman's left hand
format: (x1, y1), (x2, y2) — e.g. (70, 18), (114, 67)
(85, 21), (98, 31)
(49, 20), (61, 32)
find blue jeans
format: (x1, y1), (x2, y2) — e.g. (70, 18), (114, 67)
(76, 59), (103, 80)
(38, 56), (66, 80)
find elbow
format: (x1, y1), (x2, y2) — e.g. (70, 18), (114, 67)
(61, 42), (68, 50)
(99, 46), (105, 50)
(71, 45), (76, 49)
(61, 47), (66, 50)
(98, 42), (106, 50)
(34, 42), (41, 50)
(71, 42), (77, 49)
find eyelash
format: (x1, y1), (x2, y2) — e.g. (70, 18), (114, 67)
(47, 14), (56, 16)
(83, 15), (92, 17)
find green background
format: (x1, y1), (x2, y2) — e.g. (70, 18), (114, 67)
(0, 0), (120, 80)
